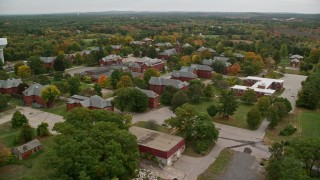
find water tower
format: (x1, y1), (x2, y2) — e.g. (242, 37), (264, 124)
(0, 38), (8, 64)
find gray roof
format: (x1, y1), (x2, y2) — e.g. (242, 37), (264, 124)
(137, 57), (163, 66)
(80, 50), (92, 56)
(129, 62), (142, 69)
(180, 66), (196, 73)
(130, 71), (143, 78)
(111, 45), (122, 49)
(191, 64), (213, 71)
(0, 78), (23, 89)
(291, 58), (300, 63)
(67, 95), (88, 104)
(290, 54), (303, 59)
(131, 41), (145, 45)
(234, 53), (245, 58)
(40, 57), (56, 63)
(213, 56), (230, 62)
(159, 48), (178, 56)
(182, 43), (192, 47)
(172, 70), (198, 79)
(12, 139), (41, 155)
(155, 42), (172, 47)
(142, 38), (153, 42)
(23, 83), (47, 96)
(136, 88), (159, 98)
(149, 77), (189, 89)
(203, 58), (231, 67)
(197, 46), (215, 53)
(80, 95), (112, 108)
(100, 55), (122, 62)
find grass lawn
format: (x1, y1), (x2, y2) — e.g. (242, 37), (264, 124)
(0, 122), (20, 148)
(298, 110), (320, 139)
(81, 82), (93, 90)
(39, 99), (68, 117)
(285, 68), (301, 75)
(0, 136), (56, 180)
(197, 148), (235, 180)
(279, 58), (290, 66)
(133, 121), (171, 134)
(214, 103), (254, 130)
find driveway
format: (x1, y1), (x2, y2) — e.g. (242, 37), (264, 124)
(131, 107), (175, 124)
(280, 74), (307, 111)
(0, 106), (64, 134)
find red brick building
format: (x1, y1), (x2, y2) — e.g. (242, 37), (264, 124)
(40, 57), (56, 68)
(158, 48), (178, 60)
(23, 83), (47, 107)
(67, 95), (113, 111)
(149, 77), (189, 95)
(129, 57), (164, 73)
(99, 55), (122, 66)
(12, 139), (42, 160)
(129, 126), (185, 166)
(190, 64), (213, 79)
(136, 88), (159, 109)
(0, 78), (23, 94)
(290, 59), (300, 68)
(171, 70), (198, 82)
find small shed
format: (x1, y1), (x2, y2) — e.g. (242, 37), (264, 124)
(12, 139), (42, 160)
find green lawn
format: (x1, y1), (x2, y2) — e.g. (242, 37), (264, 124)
(214, 103), (254, 130)
(0, 122), (20, 148)
(299, 111), (320, 139)
(0, 136), (56, 180)
(81, 82), (93, 90)
(279, 58), (290, 66)
(133, 121), (171, 134)
(197, 149), (235, 180)
(285, 69), (301, 75)
(39, 99), (68, 117)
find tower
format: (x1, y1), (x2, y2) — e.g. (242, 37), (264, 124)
(0, 38), (8, 64)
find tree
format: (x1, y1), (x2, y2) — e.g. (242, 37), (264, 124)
(219, 90), (238, 119)
(171, 90), (189, 111)
(0, 94), (8, 110)
(188, 83), (203, 103)
(280, 44), (288, 59)
(160, 86), (179, 105)
(267, 108), (279, 129)
(165, 104), (219, 154)
(17, 65), (31, 78)
(147, 47), (157, 58)
(273, 97), (292, 113)
(143, 68), (160, 83)
(49, 109), (139, 179)
(79, 87), (97, 97)
(133, 78), (148, 89)
(93, 84), (102, 96)
(41, 85), (60, 108)
(52, 82), (68, 94)
(296, 83), (320, 110)
(37, 122), (50, 137)
(228, 63), (241, 75)
(179, 56), (192, 66)
(207, 104), (218, 117)
(14, 62), (25, 75)
(273, 102), (288, 119)
(212, 61), (226, 74)
(307, 48), (320, 64)
(116, 75), (133, 89)
(110, 70), (123, 89)
(11, 111), (28, 129)
(240, 89), (257, 104)
(115, 88), (148, 113)
(0, 70), (8, 80)
(75, 53), (83, 65)
(19, 123), (34, 143)
(98, 75), (109, 87)
(256, 96), (271, 116)
(246, 107), (262, 129)
(53, 54), (66, 71)
(36, 74), (50, 85)
(203, 84), (214, 100)
(272, 50), (281, 64)
(67, 76), (81, 95)
(28, 56), (45, 76)
(53, 71), (64, 81)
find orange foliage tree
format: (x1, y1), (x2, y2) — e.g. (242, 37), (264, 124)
(98, 75), (108, 87)
(229, 63), (241, 75)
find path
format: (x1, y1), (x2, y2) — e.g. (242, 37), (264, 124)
(0, 106), (64, 134)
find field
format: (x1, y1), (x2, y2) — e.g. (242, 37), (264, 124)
(299, 110), (320, 139)
(39, 99), (68, 117)
(279, 58), (290, 66)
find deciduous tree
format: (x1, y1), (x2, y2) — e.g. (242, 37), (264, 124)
(11, 111), (28, 129)
(171, 90), (189, 111)
(67, 76), (81, 95)
(246, 107), (262, 129)
(37, 122), (50, 137)
(19, 123), (34, 143)
(117, 75), (133, 89)
(160, 86), (179, 105)
(143, 68), (160, 83)
(41, 85), (60, 107)
(240, 89), (257, 104)
(17, 65), (31, 78)
(219, 90), (238, 119)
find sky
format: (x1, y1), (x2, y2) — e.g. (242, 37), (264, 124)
(0, 0), (319, 15)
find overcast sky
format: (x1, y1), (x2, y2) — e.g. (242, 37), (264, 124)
(0, 0), (319, 15)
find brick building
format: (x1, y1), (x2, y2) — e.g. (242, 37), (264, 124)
(136, 88), (159, 109)
(158, 48), (178, 60)
(171, 70), (198, 82)
(67, 95), (113, 111)
(149, 77), (189, 95)
(99, 55), (122, 66)
(129, 126), (185, 166)
(203, 57), (231, 74)
(12, 139), (42, 160)
(23, 83), (47, 107)
(129, 57), (164, 73)
(0, 78), (23, 94)
(40, 57), (56, 68)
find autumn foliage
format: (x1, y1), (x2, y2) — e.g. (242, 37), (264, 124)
(98, 75), (108, 87)
(228, 63), (241, 75)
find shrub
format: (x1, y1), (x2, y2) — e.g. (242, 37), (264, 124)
(207, 104), (218, 117)
(279, 125), (297, 136)
(196, 141), (209, 155)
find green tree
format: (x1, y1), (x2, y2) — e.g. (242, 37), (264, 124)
(0, 70), (8, 80)
(133, 78), (148, 89)
(110, 70), (123, 89)
(280, 44), (288, 59)
(11, 111), (28, 129)
(160, 86), (179, 105)
(41, 85), (60, 108)
(143, 68), (160, 83)
(115, 88), (148, 113)
(14, 62), (25, 75)
(256, 96), (271, 116)
(53, 71), (64, 81)
(188, 83), (203, 103)
(240, 89), (257, 104)
(219, 90), (238, 119)
(203, 84), (215, 100)
(117, 75), (133, 89)
(273, 97), (292, 113)
(212, 61), (226, 74)
(207, 104), (218, 117)
(19, 123), (34, 143)
(36, 74), (51, 85)
(0, 94), (8, 110)
(171, 90), (189, 111)
(67, 76), (81, 95)
(37, 122), (50, 137)
(147, 47), (157, 58)
(296, 82), (320, 110)
(53, 54), (66, 71)
(267, 108), (279, 129)
(28, 56), (45, 76)
(246, 107), (262, 129)
(93, 84), (102, 96)
(17, 65), (31, 78)
(75, 53), (83, 65)
(273, 102), (288, 120)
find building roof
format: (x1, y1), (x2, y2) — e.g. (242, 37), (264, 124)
(40, 57), (56, 63)
(142, 38), (153, 42)
(231, 85), (275, 95)
(172, 70), (198, 79)
(234, 53), (245, 58)
(131, 41), (145, 45)
(182, 43), (192, 48)
(67, 95), (88, 104)
(130, 71), (143, 78)
(245, 76), (284, 84)
(149, 77), (189, 89)
(137, 57), (164, 66)
(136, 88), (159, 98)
(290, 58), (300, 63)
(213, 56), (230, 62)
(129, 126), (184, 152)
(158, 48), (178, 56)
(111, 45), (122, 50)
(0, 78), (23, 89)
(80, 95), (112, 108)
(155, 42), (172, 47)
(23, 83), (47, 96)
(197, 46), (215, 53)
(12, 139), (41, 155)
(203, 58), (231, 67)
(290, 54), (303, 59)
(191, 64), (213, 71)
(100, 55), (122, 62)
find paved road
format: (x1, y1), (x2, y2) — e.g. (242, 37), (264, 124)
(131, 107), (175, 124)
(279, 74), (307, 111)
(0, 106), (64, 134)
